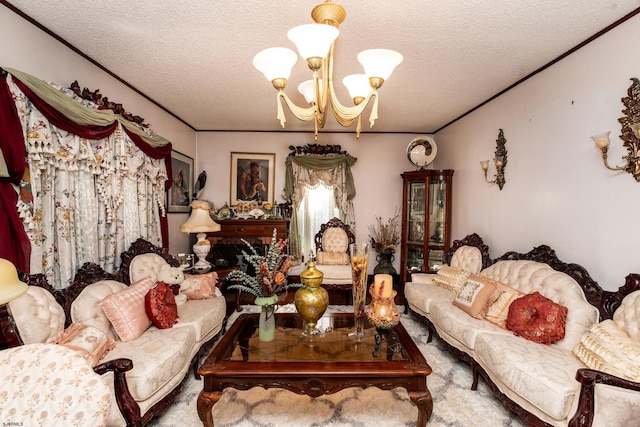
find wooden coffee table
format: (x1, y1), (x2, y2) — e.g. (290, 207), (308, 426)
(197, 312), (433, 426)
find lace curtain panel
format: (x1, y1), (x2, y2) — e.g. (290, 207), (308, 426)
(284, 155), (357, 259)
(0, 69), (170, 288)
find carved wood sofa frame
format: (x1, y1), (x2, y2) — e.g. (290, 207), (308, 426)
(11, 238), (227, 427)
(407, 233), (640, 427)
(314, 216), (356, 292)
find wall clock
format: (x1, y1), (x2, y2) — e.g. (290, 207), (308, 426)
(406, 136), (437, 169)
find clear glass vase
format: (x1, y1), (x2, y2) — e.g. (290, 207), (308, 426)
(349, 242), (369, 337)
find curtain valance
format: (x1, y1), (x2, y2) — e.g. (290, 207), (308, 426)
(284, 154), (357, 201)
(0, 68), (173, 274)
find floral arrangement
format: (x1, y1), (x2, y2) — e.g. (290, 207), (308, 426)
(368, 210), (401, 254)
(226, 228), (301, 298)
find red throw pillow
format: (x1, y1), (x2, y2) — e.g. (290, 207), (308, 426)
(506, 292), (568, 345)
(145, 282), (178, 329)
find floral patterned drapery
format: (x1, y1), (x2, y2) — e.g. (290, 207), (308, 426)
(0, 69), (170, 288)
(284, 154), (357, 259)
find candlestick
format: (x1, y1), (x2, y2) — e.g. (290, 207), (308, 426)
(373, 274), (393, 298)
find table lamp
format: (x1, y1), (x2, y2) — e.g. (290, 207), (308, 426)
(179, 200), (220, 273)
(0, 258), (29, 348)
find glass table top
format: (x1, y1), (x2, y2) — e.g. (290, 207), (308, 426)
(217, 312), (411, 363)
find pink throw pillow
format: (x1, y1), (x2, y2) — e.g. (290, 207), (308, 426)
(99, 277), (155, 342)
(52, 323), (115, 366)
(183, 272), (219, 299)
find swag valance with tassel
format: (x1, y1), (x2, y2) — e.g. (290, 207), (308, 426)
(0, 67), (173, 288)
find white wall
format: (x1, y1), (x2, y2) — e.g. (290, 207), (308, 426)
(434, 13), (640, 291)
(196, 131), (421, 271)
(1, 6), (197, 255)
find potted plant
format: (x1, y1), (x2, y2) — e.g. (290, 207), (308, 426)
(226, 229), (301, 341)
(368, 211), (401, 275)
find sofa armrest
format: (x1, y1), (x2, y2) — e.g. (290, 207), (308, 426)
(569, 368), (640, 427)
(93, 358), (141, 425)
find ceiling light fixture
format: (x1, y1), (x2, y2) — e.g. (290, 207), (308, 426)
(253, 1), (403, 140)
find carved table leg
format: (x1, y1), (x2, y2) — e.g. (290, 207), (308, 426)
(409, 390), (433, 427)
(198, 390), (222, 427)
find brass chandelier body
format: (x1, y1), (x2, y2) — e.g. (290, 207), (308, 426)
(255, 1), (402, 140)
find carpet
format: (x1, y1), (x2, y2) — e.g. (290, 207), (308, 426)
(148, 305), (525, 427)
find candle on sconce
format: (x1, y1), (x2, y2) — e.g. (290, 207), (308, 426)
(373, 274), (393, 299)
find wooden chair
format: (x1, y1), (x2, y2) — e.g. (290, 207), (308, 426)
(313, 217), (356, 304)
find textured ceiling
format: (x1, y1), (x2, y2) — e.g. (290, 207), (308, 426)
(4, 1), (640, 134)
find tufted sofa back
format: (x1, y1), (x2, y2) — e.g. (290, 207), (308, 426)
(481, 260), (599, 350)
(71, 280), (128, 341)
(613, 289), (640, 342)
(129, 253), (169, 283)
(9, 286), (65, 344)
(450, 246), (484, 274)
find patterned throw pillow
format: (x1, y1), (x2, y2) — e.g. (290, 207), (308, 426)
(506, 292), (568, 344)
(183, 272), (220, 299)
(432, 265), (470, 293)
(573, 319), (640, 382)
(99, 277), (155, 342)
(452, 274), (500, 318)
(52, 323), (115, 366)
(145, 282), (178, 329)
(485, 282), (525, 328)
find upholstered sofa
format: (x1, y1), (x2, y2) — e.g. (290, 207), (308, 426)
(7, 238), (227, 427)
(405, 233), (640, 427)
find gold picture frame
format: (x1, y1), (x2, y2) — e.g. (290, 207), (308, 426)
(230, 152), (275, 203)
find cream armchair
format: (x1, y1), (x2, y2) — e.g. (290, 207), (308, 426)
(312, 217), (356, 303)
(0, 343), (112, 426)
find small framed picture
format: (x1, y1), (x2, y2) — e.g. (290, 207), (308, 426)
(230, 152), (275, 203)
(167, 150), (193, 213)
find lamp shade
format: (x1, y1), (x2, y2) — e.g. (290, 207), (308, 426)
(253, 47), (298, 82)
(343, 74), (372, 100)
(298, 79), (322, 104)
(287, 24), (339, 61)
(179, 201), (221, 233)
(357, 49), (403, 81)
(0, 258), (28, 305)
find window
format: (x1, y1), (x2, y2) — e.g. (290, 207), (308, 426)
(296, 181), (339, 259)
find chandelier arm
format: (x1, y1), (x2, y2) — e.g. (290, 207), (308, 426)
(329, 89), (378, 126)
(277, 91), (316, 126)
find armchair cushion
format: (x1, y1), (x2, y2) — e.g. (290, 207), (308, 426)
(573, 319), (640, 382)
(99, 277), (155, 342)
(52, 323), (115, 366)
(0, 343), (111, 426)
(317, 250), (350, 265)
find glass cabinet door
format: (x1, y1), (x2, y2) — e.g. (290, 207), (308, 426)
(400, 170), (454, 285)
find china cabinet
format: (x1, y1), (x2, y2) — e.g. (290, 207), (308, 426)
(400, 169), (454, 284)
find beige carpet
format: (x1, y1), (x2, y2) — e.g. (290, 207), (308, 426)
(148, 305), (525, 427)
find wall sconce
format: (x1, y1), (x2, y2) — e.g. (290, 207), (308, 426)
(590, 124), (640, 181)
(590, 77), (640, 182)
(480, 129), (508, 190)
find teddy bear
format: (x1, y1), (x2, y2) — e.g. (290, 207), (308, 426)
(157, 264), (189, 305)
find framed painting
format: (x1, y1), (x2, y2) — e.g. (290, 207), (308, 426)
(230, 152), (275, 203)
(167, 150), (193, 213)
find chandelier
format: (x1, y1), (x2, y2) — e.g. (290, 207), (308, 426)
(253, 1), (403, 140)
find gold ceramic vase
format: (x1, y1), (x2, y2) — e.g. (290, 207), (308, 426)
(294, 261), (329, 336)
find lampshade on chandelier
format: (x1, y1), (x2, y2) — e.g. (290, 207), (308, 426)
(253, 0), (403, 140)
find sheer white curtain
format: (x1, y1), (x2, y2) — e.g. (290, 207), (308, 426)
(8, 75), (166, 289)
(296, 181), (339, 258)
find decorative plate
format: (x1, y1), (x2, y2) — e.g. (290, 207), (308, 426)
(406, 136), (437, 168)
